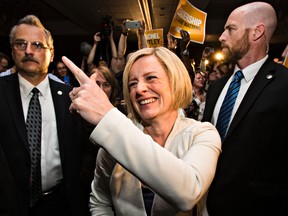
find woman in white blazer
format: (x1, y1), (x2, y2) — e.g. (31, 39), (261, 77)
(64, 46), (221, 216)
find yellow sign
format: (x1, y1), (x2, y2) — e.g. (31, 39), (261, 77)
(284, 52), (288, 68)
(169, 0), (207, 44)
(145, 29), (164, 48)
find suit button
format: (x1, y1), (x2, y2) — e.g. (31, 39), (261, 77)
(266, 74), (273, 79)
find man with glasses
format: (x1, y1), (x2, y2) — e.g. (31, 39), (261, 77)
(0, 15), (91, 216)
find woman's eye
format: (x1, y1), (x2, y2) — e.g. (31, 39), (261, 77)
(103, 83), (111, 88)
(128, 81), (137, 88)
(146, 75), (157, 81)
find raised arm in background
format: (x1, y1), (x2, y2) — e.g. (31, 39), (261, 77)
(136, 20), (147, 49)
(87, 32), (101, 73)
(167, 32), (177, 53)
(110, 21), (127, 75)
(179, 30), (195, 81)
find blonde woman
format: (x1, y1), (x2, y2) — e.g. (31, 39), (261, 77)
(63, 47), (221, 216)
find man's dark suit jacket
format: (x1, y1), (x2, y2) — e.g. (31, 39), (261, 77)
(0, 143), (19, 216)
(0, 73), (91, 216)
(202, 58), (288, 216)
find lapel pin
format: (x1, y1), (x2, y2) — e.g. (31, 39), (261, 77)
(266, 74), (273, 79)
(57, 90), (63, 95)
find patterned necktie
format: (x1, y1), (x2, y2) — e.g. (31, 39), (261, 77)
(26, 87), (42, 206)
(216, 70), (244, 141)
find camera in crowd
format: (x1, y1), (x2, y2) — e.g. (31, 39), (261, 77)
(125, 20), (141, 29)
(100, 16), (113, 37)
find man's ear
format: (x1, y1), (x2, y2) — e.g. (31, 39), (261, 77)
(50, 49), (54, 62)
(252, 24), (265, 41)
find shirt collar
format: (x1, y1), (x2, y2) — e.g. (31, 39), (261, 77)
(234, 55), (268, 82)
(18, 73), (50, 99)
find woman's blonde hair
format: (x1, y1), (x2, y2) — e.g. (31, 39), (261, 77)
(123, 46), (192, 122)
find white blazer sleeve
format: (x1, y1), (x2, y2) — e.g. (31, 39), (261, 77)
(89, 149), (116, 215)
(90, 108), (221, 212)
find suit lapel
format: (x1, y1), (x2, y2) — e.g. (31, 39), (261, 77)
(4, 74), (30, 151)
(49, 79), (73, 163)
(203, 75), (230, 122)
(49, 79), (66, 133)
(226, 59), (276, 139)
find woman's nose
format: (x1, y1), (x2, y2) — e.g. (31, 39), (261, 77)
(136, 81), (148, 93)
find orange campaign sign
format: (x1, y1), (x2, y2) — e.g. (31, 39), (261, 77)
(284, 52), (288, 68)
(169, 0), (207, 44)
(145, 29), (164, 48)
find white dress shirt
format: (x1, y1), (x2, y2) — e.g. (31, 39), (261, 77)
(19, 74), (63, 192)
(211, 55), (268, 127)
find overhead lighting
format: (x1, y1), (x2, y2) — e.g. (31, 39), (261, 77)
(215, 52), (224, 61)
(138, 0), (153, 30)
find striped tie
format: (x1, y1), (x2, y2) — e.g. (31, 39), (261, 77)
(216, 70), (244, 141)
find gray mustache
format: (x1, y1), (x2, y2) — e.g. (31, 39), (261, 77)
(21, 57), (39, 64)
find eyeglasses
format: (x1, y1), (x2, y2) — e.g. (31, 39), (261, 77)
(12, 41), (50, 52)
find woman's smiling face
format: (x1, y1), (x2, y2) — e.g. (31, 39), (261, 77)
(128, 55), (173, 122)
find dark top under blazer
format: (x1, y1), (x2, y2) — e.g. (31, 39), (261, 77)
(202, 58), (288, 216)
(0, 73), (91, 216)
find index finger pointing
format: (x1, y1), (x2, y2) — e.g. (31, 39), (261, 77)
(62, 56), (90, 85)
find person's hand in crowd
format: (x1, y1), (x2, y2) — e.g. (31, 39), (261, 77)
(62, 56), (114, 125)
(202, 47), (214, 59)
(138, 20), (146, 35)
(122, 20), (128, 36)
(167, 33), (177, 51)
(179, 30), (190, 51)
(136, 20), (147, 49)
(94, 32), (101, 44)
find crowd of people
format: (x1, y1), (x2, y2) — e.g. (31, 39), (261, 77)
(1, 1), (288, 216)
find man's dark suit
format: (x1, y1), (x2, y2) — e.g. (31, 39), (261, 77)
(0, 73), (90, 216)
(202, 58), (288, 216)
(0, 143), (19, 216)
